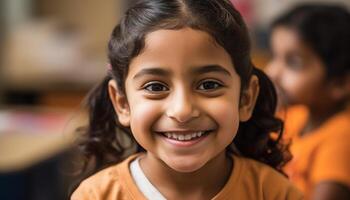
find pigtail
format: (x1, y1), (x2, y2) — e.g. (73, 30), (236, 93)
(76, 75), (137, 176)
(234, 67), (290, 171)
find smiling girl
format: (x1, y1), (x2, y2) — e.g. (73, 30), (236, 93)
(71, 0), (302, 199)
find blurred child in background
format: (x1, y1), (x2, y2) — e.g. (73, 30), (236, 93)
(266, 4), (350, 200)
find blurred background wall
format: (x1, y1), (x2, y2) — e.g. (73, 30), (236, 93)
(0, 0), (349, 200)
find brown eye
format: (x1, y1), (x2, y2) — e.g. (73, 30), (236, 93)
(286, 55), (303, 70)
(197, 80), (222, 90)
(144, 82), (168, 92)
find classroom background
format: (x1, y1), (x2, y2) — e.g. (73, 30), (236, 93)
(0, 0), (349, 199)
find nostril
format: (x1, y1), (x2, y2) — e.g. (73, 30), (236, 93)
(165, 91), (200, 122)
(166, 107), (200, 123)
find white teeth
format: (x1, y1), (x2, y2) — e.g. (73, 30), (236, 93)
(163, 131), (207, 141)
(178, 135), (185, 140)
(185, 134), (192, 140)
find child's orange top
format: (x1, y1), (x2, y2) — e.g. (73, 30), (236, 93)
(71, 153), (302, 200)
(283, 105), (350, 199)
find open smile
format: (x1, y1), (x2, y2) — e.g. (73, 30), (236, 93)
(160, 131), (211, 141)
(155, 130), (214, 147)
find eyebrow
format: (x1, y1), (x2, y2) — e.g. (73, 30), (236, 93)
(191, 65), (232, 76)
(132, 64), (231, 80)
(133, 68), (171, 80)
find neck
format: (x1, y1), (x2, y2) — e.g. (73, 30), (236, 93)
(139, 151), (232, 200)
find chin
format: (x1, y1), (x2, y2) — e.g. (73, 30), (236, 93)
(165, 156), (208, 173)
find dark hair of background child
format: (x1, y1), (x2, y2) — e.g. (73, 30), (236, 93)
(76, 0), (288, 180)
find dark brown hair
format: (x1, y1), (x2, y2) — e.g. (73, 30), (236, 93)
(78, 0), (288, 178)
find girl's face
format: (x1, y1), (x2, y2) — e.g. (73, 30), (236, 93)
(266, 26), (327, 107)
(109, 28), (257, 173)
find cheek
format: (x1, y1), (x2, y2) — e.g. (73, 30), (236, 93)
(128, 98), (162, 140)
(283, 74), (306, 94)
(281, 70), (325, 104)
(203, 95), (240, 139)
(282, 72), (313, 96)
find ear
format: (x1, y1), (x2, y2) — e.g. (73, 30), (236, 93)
(108, 80), (130, 127)
(239, 75), (260, 122)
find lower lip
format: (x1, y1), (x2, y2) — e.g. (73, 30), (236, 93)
(160, 132), (211, 147)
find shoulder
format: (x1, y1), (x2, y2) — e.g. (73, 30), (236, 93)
(71, 154), (139, 200)
(235, 155), (287, 183)
(310, 127), (350, 187)
(71, 165), (121, 200)
(313, 108), (350, 157)
(234, 155), (303, 200)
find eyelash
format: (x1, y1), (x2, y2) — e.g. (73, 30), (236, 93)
(143, 81), (169, 93)
(286, 56), (303, 69)
(142, 80), (223, 93)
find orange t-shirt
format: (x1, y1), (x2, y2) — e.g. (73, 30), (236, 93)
(282, 105), (350, 199)
(71, 153), (302, 200)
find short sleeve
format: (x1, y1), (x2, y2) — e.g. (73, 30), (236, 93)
(311, 133), (350, 187)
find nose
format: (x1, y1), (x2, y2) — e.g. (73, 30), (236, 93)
(166, 88), (200, 123)
(265, 59), (283, 84)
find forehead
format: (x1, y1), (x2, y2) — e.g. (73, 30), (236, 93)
(143, 28), (221, 56)
(127, 28), (236, 78)
(271, 27), (301, 51)
(271, 26), (315, 56)
(272, 26), (325, 63)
